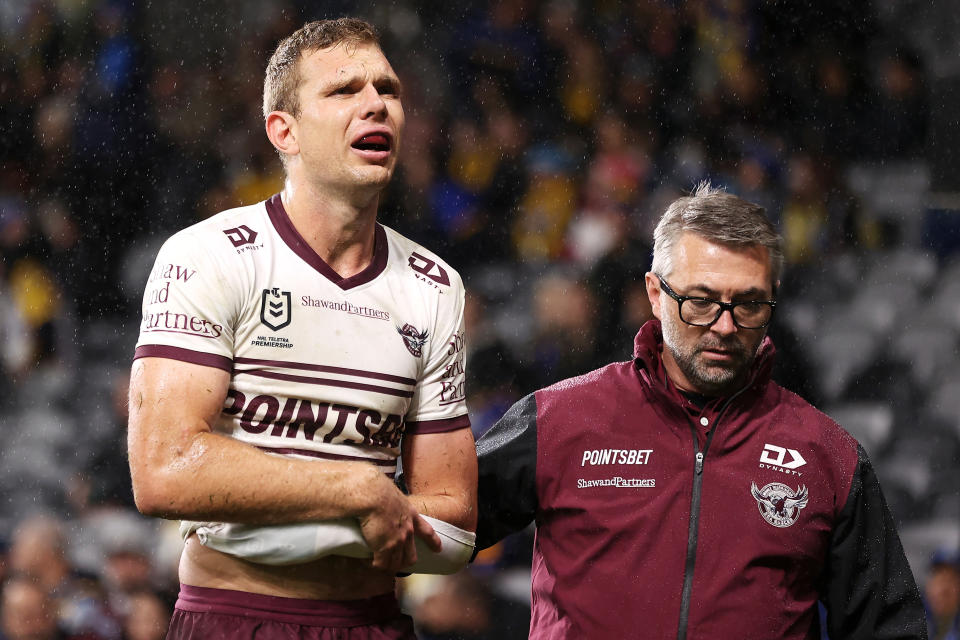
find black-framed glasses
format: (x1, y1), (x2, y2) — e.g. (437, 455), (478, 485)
(656, 274), (776, 329)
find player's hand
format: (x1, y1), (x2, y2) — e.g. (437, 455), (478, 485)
(357, 470), (441, 571)
(414, 512), (442, 553)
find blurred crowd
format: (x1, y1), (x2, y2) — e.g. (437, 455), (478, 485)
(0, 0), (957, 638)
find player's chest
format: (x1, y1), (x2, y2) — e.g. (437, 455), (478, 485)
(231, 269), (433, 389)
(228, 271), (432, 414)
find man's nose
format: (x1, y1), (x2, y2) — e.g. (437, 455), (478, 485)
(710, 308), (738, 335)
(359, 84), (387, 118)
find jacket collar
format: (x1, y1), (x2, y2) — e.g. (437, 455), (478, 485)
(632, 319), (775, 415)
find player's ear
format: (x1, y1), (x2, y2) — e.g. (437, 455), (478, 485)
(265, 111), (299, 157)
(645, 272), (663, 321)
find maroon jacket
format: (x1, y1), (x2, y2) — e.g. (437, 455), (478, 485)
(476, 320), (925, 640)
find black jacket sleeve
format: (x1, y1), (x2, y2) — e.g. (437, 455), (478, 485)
(819, 444), (928, 640)
(475, 392), (539, 550)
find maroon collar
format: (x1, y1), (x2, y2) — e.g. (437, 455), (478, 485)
(265, 193), (389, 291)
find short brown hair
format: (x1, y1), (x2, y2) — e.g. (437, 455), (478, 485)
(651, 182), (784, 290)
(262, 18), (381, 120)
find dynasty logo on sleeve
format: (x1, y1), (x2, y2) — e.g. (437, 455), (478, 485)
(408, 252), (450, 290)
(223, 225), (259, 247)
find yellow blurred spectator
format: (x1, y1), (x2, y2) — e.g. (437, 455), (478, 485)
(9, 259), (59, 328)
(513, 173), (577, 261)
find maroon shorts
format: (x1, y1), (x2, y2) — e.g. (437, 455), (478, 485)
(167, 584), (417, 639)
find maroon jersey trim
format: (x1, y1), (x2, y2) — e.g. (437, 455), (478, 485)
(234, 356), (416, 385)
(255, 445), (396, 466)
(405, 415), (471, 434)
(265, 193), (389, 290)
(133, 345), (232, 372)
(237, 369), (414, 398)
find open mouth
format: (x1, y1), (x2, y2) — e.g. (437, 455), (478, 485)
(700, 347), (739, 362)
(351, 133), (391, 153)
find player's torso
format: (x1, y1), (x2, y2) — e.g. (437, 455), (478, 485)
(168, 198), (464, 600)
(211, 204), (451, 473)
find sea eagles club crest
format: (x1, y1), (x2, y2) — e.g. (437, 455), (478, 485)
(397, 323), (429, 357)
(260, 288), (292, 330)
(751, 482), (809, 528)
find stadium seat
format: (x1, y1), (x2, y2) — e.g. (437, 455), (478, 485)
(808, 325), (881, 401)
(926, 373), (960, 438)
(824, 401), (894, 456)
(875, 455), (933, 502)
(890, 321), (959, 387)
(863, 248), (938, 291)
(845, 161), (930, 244)
(898, 518), (960, 583)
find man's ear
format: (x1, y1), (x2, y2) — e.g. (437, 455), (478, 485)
(265, 111), (299, 157)
(645, 272), (663, 321)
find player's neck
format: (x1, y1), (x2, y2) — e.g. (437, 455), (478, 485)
(281, 181), (380, 279)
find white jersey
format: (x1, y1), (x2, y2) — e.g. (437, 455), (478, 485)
(134, 194), (469, 479)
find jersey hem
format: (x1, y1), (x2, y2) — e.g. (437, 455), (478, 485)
(174, 584), (403, 626)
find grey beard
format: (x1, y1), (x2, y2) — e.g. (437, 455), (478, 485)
(662, 320), (758, 396)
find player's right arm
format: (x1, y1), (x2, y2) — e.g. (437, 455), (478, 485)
(127, 356), (437, 570)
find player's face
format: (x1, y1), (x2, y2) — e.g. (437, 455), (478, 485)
(292, 42), (404, 194)
(646, 232), (773, 396)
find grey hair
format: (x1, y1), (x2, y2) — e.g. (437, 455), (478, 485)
(650, 182), (784, 289)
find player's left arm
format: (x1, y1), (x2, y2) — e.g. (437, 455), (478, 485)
(402, 428), (478, 532)
(400, 260), (476, 531)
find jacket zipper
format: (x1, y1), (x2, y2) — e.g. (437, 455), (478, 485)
(675, 388), (748, 640)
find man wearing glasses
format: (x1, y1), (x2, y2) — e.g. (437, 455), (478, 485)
(474, 183), (926, 639)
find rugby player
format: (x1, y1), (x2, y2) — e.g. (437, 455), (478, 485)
(128, 18), (476, 638)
